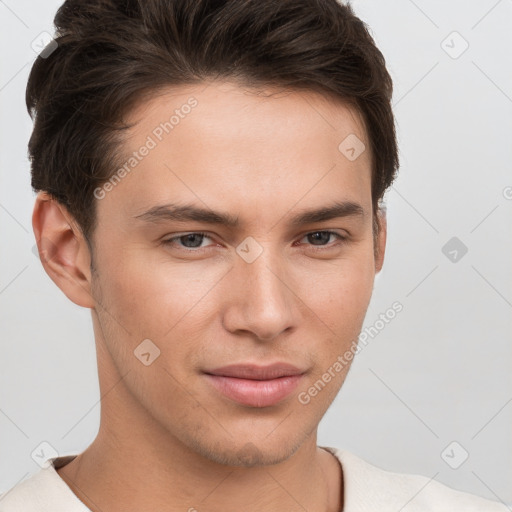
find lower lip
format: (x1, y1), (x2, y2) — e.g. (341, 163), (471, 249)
(204, 374), (303, 407)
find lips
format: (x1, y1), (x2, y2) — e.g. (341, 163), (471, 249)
(203, 363), (305, 407)
(206, 363), (304, 380)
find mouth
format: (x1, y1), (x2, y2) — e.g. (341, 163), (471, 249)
(203, 363), (306, 408)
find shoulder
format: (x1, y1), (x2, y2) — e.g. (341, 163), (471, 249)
(0, 468), (58, 512)
(322, 446), (508, 511)
(0, 456), (89, 512)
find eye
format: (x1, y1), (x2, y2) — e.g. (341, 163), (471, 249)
(161, 232), (214, 250)
(298, 230), (348, 248)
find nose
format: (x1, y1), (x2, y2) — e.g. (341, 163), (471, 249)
(221, 247), (298, 342)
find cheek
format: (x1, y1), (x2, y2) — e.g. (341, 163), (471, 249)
(293, 250), (375, 391)
(294, 256), (374, 405)
(296, 249), (375, 328)
(101, 250), (228, 339)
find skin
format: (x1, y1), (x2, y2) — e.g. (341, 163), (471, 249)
(33, 80), (386, 512)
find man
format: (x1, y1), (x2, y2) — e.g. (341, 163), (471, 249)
(0, 0), (506, 510)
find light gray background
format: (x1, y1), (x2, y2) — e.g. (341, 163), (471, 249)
(1, 0), (511, 506)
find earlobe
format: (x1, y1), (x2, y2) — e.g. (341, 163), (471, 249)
(375, 209), (387, 273)
(32, 192), (96, 309)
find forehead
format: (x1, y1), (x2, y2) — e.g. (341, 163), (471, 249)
(125, 81), (369, 148)
(98, 81), (373, 226)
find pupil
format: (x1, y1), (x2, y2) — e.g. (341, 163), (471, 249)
(182, 234), (203, 248)
(308, 232), (329, 245)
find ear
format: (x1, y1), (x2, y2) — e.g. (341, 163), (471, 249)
(374, 208), (387, 273)
(32, 191), (95, 308)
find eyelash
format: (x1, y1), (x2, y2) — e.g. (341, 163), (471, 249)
(161, 230), (349, 253)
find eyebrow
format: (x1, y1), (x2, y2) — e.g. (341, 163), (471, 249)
(133, 200), (366, 227)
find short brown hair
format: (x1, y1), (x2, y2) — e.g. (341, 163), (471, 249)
(26, 0), (399, 248)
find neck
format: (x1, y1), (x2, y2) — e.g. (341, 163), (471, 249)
(57, 427), (342, 512)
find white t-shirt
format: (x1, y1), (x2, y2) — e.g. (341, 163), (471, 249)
(0, 446), (507, 511)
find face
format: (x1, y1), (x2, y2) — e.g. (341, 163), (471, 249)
(43, 81), (385, 467)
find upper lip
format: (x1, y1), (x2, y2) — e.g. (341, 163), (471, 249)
(205, 363), (305, 380)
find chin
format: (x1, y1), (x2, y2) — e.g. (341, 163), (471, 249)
(187, 434), (305, 468)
